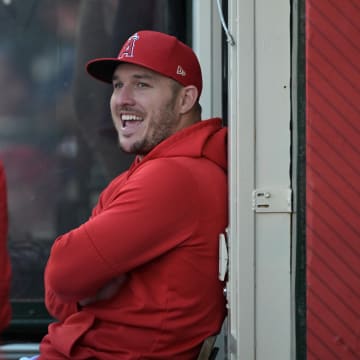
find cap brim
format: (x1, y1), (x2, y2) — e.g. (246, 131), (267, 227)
(86, 58), (123, 83)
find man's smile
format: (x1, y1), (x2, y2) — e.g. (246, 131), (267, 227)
(120, 113), (143, 128)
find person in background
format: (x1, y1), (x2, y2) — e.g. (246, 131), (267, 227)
(0, 160), (11, 333)
(22, 30), (228, 359)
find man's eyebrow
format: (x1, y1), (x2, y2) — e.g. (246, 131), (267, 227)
(112, 73), (155, 82)
(133, 73), (154, 80)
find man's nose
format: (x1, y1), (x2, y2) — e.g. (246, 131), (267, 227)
(115, 85), (135, 106)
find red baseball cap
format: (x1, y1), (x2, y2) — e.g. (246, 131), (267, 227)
(86, 30), (203, 98)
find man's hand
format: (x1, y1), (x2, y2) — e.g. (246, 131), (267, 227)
(78, 275), (127, 307)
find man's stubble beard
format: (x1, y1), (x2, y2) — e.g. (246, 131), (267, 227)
(119, 96), (179, 156)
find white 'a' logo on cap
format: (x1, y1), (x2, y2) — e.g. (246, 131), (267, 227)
(177, 65), (186, 76)
(119, 33), (139, 59)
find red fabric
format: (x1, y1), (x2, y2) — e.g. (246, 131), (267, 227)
(0, 161), (11, 332)
(40, 118), (228, 359)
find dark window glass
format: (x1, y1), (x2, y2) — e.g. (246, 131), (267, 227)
(0, 0), (190, 341)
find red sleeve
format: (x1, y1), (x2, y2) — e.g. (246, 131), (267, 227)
(45, 159), (199, 302)
(43, 175), (128, 317)
(0, 163), (11, 332)
(44, 283), (79, 321)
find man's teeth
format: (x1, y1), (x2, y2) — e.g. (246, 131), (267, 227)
(121, 114), (142, 121)
(121, 114), (142, 127)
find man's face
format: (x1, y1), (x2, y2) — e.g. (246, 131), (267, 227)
(110, 63), (182, 156)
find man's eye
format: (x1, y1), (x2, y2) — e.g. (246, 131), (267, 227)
(137, 82), (149, 88)
(113, 82), (122, 89)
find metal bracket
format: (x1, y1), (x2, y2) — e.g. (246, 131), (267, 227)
(252, 188), (292, 213)
(219, 229), (229, 281)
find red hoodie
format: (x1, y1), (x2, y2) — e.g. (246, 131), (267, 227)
(0, 161), (11, 333)
(40, 118), (228, 359)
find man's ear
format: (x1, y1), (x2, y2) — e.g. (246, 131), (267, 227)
(179, 85), (198, 114)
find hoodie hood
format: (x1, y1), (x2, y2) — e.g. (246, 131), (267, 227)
(130, 118), (227, 174)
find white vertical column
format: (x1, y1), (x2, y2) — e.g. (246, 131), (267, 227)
(227, 0), (293, 359)
(254, 1), (292, 359)
(227, 0), (256, 359)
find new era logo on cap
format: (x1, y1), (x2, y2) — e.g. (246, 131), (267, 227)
(176, 66), (186, 77)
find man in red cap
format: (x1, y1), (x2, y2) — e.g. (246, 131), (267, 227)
(0, 161), (11, 334)
(33, 30), (227, 359)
